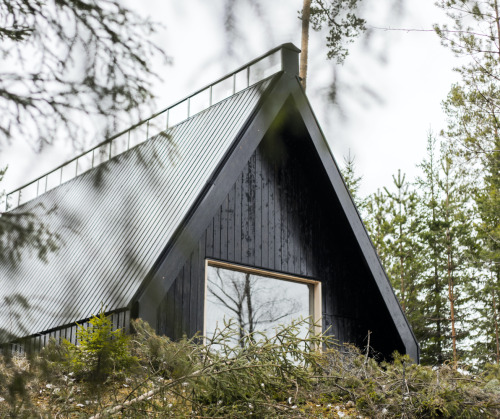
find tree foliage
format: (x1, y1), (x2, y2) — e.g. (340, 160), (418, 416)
(417, 137), (477, 365)
(0, 0), (166, 150)
(434, 0), (500, 365)
(0, 168), (59, 264)
(299, 0), (365, 90)
(382, 170), (423, 319)
(435, 0), (500, 263)
(349, 0), (500, 367)
(348, 135), (480, 366)
(0, 0), (166, 266)
(416, 136), (452, 365)
(308, 0), (366, 64)
(341, 150), (364, 208)
(62, 311), (138, 383)
(3, 316), (500, 417)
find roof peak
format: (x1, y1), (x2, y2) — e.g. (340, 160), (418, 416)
(3, 43), (300, 213)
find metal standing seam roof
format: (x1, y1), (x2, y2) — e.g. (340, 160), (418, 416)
(0, 77), (274, 341)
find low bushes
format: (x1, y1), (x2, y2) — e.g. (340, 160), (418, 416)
(1, 315), (500, 417)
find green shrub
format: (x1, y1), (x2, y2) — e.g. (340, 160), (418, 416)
(64, 310), (137, 382)
(4, 317), (500, 417)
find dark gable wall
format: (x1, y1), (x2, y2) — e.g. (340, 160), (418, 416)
(158, 104), (405, 359)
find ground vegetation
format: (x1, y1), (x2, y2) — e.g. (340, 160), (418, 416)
(2, 314), (500, 418)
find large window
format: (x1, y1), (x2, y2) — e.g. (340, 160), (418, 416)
(204, 260), (321, 344)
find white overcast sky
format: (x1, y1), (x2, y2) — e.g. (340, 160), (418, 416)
(1, 0), (459, 198)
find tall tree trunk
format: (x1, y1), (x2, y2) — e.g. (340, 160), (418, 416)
(492, 283), (500, 364)
(238, 302), (245, 347)
(447, 237), (458, 367)
(445, 176), (458, 367)
(430, 160), (443, 364)
(300, 0), (312, 90)
(244, 273), (254, 334)
(434, 263), (443, 364)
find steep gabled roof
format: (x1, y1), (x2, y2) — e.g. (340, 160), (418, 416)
(0, 44), (418, 361)
(0, 75), (275, 341)
(135, 49), (419, 361)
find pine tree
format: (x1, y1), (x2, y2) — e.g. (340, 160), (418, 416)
(341, 150), (364, 209)
(468, 155), (500, 365)
(439, 146), (474, 366)
(416, 135), (449, 365)
(363, 170), (432, 356)
(383, 170), (423, 317)
(300, 0), (312, 90)
(436, 0), (500, 292)
(360, 170), (426, 347)
(472, 268), (500, 365)
(364, 189), (392, 268)
(435, 0), (500, 365)
(416, 138), (476, 366)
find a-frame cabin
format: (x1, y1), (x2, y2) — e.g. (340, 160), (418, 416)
(0, 44), (419, 361)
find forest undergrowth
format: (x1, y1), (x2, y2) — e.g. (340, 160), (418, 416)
(1, 313), (500, 418)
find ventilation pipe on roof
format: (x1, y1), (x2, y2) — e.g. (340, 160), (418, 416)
(279, 43), (301, 77)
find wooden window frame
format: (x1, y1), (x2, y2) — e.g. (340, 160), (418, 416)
(204, 259), (322, 339)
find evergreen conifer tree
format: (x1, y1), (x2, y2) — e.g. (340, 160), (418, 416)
(438, 145), (475, 366)
(416, 135), (450, 365)
(383, 170), (423, 318)
(341, 151), (364, 209)
(435, 0), (500, 365)
(364, 189), (392, 268)
(416, 138), (475, 366)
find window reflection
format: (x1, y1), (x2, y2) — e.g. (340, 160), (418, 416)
(205, 265), (313, 345)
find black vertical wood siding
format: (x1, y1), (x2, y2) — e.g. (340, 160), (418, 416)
(5, 309), (130, 354)
(158, 106), (405, 358)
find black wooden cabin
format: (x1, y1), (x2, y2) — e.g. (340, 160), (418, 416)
(0, 44), (419, 361)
